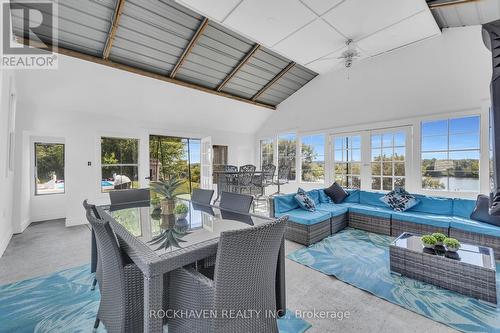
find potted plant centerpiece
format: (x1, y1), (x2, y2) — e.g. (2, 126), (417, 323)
(444, 238), (461, 252)
(174, 202), (189, 220)
(421, 235), (437, 249)
(150, 178), (187, 216)
(432, 233), (447, 246)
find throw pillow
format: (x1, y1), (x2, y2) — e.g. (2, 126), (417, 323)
(324, 182), (350, 204)
(470, 194), (500, 227)
(295, 188), (316, 212)
(380, 188), (419, 212)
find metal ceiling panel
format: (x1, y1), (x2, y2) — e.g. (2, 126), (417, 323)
(428, 0), (500, 28)
(11, 0), (115, 56)
(9, 0), (317, 108)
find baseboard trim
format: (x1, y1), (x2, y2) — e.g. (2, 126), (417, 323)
(0, 227), (13, 258)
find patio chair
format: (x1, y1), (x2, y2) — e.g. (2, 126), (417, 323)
(83, 200), (101, 291)
(219, 192), (254, 213)
(85, 207), (144, 333)
(191, 188), (214, 205)
(221, 165), (238, 193)
(234, 164), (256, 194)
(272, 163), (291, 196)
(167, 216), (288, 333)
(251, 164), (276, 210)
(109, 188), (150, 210)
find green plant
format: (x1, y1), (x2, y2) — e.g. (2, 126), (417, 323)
(444, 238), (461, 249)
(149, 178), (187, 200)
(421, 235), (437, 245)
(432, 233), (446, 243)
(174, 203), (188, 215)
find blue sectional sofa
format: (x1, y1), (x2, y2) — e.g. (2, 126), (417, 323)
(272, 189), (500, 259)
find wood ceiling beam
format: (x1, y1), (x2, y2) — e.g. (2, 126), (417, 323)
(428, 0), (479, 9)
(103, 0), (126, 60)
(251, 62), (295, 102)
(17, 37), (276, 110)
(170, 17), (209, 79)
(217, 43), (260, 92)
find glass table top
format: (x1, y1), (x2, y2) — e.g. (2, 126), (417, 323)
(100, 199), (273, 256)
(392, 232), (496, 270)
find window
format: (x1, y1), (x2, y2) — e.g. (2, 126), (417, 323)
(101, 137), (139, 192)
(278, 133), (297, 181)
(371, 132), (406, 191)
(260, 139), (274, 168)
(333, 135), (361, 188)
(34, 143), (65, 195)
(149, 136), (201, 195)
(301, 134), (325, 183)
(421, 115), (480, 192)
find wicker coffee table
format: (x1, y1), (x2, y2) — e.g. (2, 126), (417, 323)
(390, 232), (497, 304)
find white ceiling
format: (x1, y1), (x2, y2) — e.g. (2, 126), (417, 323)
(176, 0), (441, 74)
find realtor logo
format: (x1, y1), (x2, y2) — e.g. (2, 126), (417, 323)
(1, 0), (58, 69)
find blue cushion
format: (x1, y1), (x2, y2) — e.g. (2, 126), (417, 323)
(306, 190), (321, 205)
(450, 217), (500, 238)
(359, 191), (387, 208)
(318, 189), (333, 204)
(316, 203), (348, 217)
(392, 211), (452, 228)
(453, 198), (476, 219)
(276, 209), (331, 225)
(344, 189), (360, 203)
(409, 195), (453, 215)
(348, 204), (393, 219)
(273, 194), (299, 215)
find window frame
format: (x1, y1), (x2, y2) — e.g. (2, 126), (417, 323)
(259, 138), (274, 169)
(331, 133), (362, 189)
(33, 141), (66, 196)
(300, 133), (326, 183)
(419, 115), (481, 194)
(100, 136), (141, 193)
(278, 133), (298, 181)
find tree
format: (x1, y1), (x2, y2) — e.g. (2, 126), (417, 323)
(35, 144), (64, 183)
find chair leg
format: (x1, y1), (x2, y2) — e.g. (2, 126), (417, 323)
(92, 318), (100, 332)
(90, 277), (97, 291)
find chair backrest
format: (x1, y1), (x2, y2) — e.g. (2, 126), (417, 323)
(262, 164), (276, 183)
(192, 188), (214, 205)
(83, 200), (100, 275)
(219, 192), (253, 213)
(224, 165), (239, 182)
(212, 216), (288, 332)
(85, 208), (127, 333)
(109, 188), (150, 208)
(238, 164), (256, 186)
(83, 199), (101, 219)
(277, 163), (291, 182)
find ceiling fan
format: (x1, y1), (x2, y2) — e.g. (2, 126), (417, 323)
(337, 39), (361, 69)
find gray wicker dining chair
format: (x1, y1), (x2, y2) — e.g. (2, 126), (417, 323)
(167, 216), (288, 333)
(219, 191), (253, 213)
(191, 188), (214, 204)
(109, 188), (150, 209)
(85, 205), (144, 333)
(83, 200), (101, 291)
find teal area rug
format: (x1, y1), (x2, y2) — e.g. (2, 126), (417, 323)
(0, 265), (311, 333)
(288, 228), (500, 333)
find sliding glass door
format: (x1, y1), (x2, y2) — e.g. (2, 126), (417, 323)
(149, 135), (201, 194)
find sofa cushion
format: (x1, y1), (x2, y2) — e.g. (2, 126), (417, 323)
(276, 209), (331, 226)
(450, 217), (500, 238)
(318, 190), (333, 204)
(344, 189), (360, 203)
(273, 194), (299, 215)
(392, 211), (452, 228)
(295, 188), (316, 212)
(408, 195), (453, 216)
(348, 204), (393, 219)
(306, 189), (321, 205)
(470, 195), (500, 227)
(359, 191), (387, 208)
(324, 182), (350, 204)
(380, 188), (419, 212)
(316, 203), (348, 217)
(453, 198), (477, 219)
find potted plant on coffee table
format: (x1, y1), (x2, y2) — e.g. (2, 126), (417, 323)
(432, 233), (447, 246)
(421, 235), (437, 249)
(444, 238), (461, 252)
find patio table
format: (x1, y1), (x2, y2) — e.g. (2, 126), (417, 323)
(97, 198), (286, 333)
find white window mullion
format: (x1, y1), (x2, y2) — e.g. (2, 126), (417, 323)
(360, 131), (371, 191)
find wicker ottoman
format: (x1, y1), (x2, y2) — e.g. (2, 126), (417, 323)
(331, 214), (348, 234)
(450, 228), (500, 260)
(285, 218), (331, 246)
(348, 212), (391, 235)
(391, 219), (449, 237)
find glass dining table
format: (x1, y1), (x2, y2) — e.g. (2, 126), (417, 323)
(96, 198), (286, 333)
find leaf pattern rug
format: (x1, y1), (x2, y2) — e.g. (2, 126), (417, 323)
(288, 228), (500, 333)
(0, 264), (311, 333)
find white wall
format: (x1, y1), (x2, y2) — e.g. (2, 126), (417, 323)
(12, 53), (270, 231)
(256, 26), (493, 197)
(0, 69), (16, 256)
